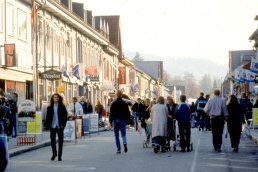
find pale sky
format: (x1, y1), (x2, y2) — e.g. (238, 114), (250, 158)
(75, 0), (258, 66)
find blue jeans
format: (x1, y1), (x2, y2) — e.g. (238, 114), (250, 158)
(134, 112), (139, 130)
(113, 119), (127, 151)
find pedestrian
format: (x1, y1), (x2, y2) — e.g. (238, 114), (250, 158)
(227, 95), (245, 152)
(86, 99), (93, 114)
(166, 96), (177, 147)
(140, 98), (151, 144)
(132, 98), (144, 131)
(175, 95), (192, 152)
(109, 90), (131, 154)
(195, 92), (207, 131)
(239, 92), (253, 125)
(5, 92), (18, 137)
(45, 93), (68, 161)
(95, 100), (104, 122)
(0, 90), (7, 135)
(79, 96), (87, 115)
(204, 94), (211, 131)
(67, 97), (83, 116)
(151, 96), (168, 153)
(0, 137), (8, 172)
(204, 89), (228, 152)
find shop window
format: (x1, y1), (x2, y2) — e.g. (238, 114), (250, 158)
(17, 9), (27, 41)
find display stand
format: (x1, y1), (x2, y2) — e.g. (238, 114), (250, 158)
(16, 100), (39, 146)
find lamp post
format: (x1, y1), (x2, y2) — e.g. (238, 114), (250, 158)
(32, 0), (46, 109)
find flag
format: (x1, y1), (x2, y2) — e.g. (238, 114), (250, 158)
(72, 64), (80, 79)
(250, 58), (258, 73)
(63, 71), (69, 79)
(246, 70), (256, 82)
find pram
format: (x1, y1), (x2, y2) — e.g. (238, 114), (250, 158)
(173, 120), (193, 151)
(143, 120), (152, 148)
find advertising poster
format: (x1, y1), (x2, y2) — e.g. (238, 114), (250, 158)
(89, 113), (99, 132)
(83, 115), (90, 134)
(75, 118), (82, 138)
(252, 108), (258, 125)
(27, 112), (42, 134)
(64, 120), (75, 141)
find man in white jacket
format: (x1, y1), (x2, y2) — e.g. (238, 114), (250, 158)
(67, 97), (83, 116)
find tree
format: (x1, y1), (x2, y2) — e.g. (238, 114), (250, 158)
(132, 52), (144, 61)
(199, 74), (213, 95)
(184, 72), (200, 98)
(163, 70), (173, 86)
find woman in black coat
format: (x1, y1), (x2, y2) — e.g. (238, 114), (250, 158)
(227, 95), (245, 152)
(45, 93), (68, 161)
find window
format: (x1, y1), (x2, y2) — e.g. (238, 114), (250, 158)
(17, 9), (27, 40)
(0, 0), (3, 32)
(46, 24), (51, 49)
(6, 3), (14, 36)
(77, 38), (83, 63)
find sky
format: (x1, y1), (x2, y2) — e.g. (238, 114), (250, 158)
(74, 0), (258, 66)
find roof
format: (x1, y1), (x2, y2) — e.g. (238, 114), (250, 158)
(133, 61), (163, 82)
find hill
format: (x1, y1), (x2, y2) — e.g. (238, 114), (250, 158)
(124, 51), (228, 81)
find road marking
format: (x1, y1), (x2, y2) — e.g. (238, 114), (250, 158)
(191, 138), (200, 172)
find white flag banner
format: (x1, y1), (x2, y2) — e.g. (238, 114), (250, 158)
(246, 70), (256, 82)
(239, 69), (247, 82)
(250, 58), (258, 73)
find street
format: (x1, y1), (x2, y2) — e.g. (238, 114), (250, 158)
(6, 128), (258, 172)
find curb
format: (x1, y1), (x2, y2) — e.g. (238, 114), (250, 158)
(9, 128), (108, 158)
(9, 140), (51, 158)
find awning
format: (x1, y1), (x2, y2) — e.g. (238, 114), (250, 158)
(0, 69), (32, 82)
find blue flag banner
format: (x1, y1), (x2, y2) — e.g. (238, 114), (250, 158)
(63, 70), (69, 78)
(72, 64), (80, 79)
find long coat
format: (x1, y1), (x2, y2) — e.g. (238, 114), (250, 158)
(151, 104), (168, 138)
(45, 104), (68, 130)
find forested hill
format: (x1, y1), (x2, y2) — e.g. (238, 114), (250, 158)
(124, 51), (228, 81)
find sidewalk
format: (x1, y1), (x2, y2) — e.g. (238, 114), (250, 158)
(7, 127), (108, 158)
(249, 129), (258, 145)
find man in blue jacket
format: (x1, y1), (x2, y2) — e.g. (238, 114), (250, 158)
(175, 95), (192, 152)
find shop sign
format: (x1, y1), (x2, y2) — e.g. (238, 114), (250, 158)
(40, 69), (62, 80)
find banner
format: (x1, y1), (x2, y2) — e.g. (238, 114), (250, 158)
(246, 70), (256, 82)
(253, 108), (258, 125)
(250, 58), (258, 73)
(72, 64), (80, 79)
(27, 112), (42, 134)
(119, 66), (126, 84)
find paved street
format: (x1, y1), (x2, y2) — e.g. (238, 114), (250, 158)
(6, 128), (258, 172)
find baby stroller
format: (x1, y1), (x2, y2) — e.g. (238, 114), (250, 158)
(143, 120), (152, 148)
(164, 119), (176, 151)
(173, 120), (193, 151)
